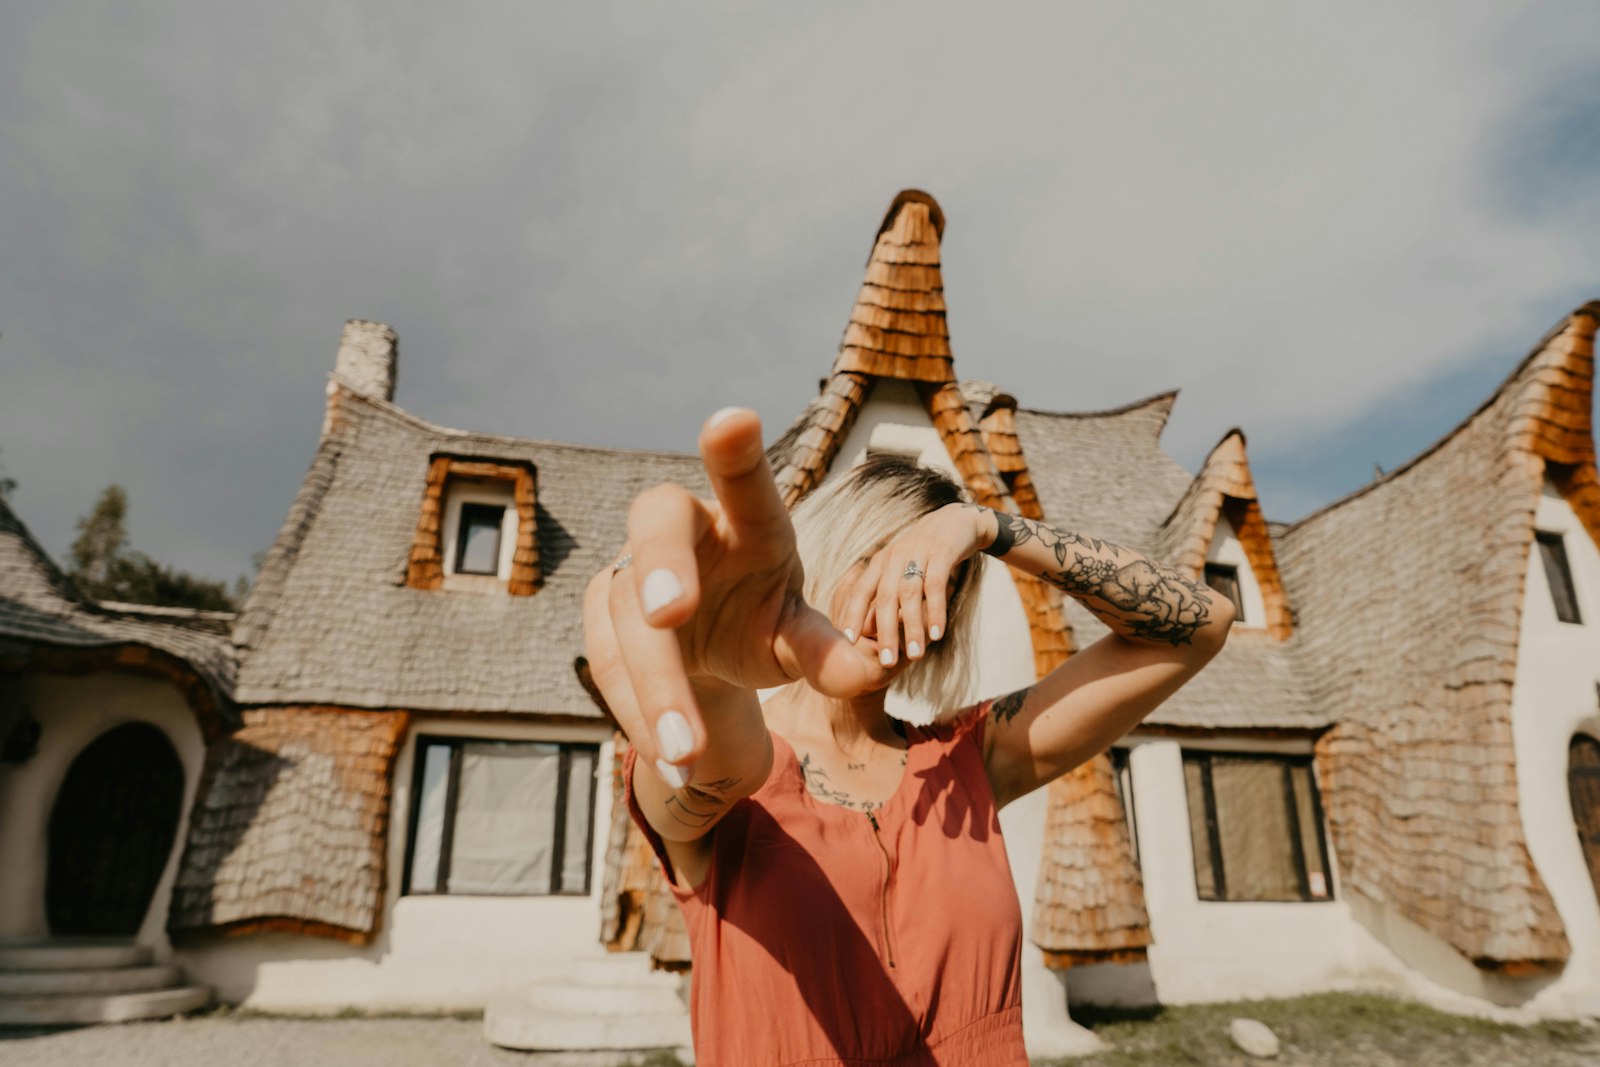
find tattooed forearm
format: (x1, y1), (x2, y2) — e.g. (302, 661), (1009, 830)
(967, 506), (1216, 647)
(1048, 556), (1213, 646)
(969, 507), (1122, 566)
(663, 775), (742, 829)
(990, 688), (1029, 725)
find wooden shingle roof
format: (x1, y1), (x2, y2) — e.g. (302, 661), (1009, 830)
(0, 498), (237, 740)
(1274, 303), (1599, 971)
(835, 190), (955, 384)
(168, 706), (409, 943)
(232, 387), (708, 716)
(1155, 430), (1293, 639)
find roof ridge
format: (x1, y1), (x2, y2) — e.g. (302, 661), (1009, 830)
(1016, 388), (1181, 423)
(0, 495), (91, 609)
(1285, 300), (1598, 534)
(332, 381), (698, 461)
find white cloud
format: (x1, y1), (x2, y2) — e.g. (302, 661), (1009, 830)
(1, 0), (1595, 576)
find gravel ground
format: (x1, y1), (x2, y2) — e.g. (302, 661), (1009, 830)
(0, 1017), (679, 1067)
(2, 996), (1598, 1067)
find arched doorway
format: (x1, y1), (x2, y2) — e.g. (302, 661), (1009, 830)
(1570, 734), (1600, 903)
(46, 723), (186, 936)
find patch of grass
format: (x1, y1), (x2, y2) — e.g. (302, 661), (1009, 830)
(617, 1053), (687, 1067)
(1043, 992), (1597, 1067)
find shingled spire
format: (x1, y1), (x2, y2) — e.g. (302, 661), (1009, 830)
(1157, 428), (1293, 639)
(833, 190), (954, 384)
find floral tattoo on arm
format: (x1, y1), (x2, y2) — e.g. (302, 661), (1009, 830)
(971, 507), (1214, 646)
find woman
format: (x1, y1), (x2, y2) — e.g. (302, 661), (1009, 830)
(583, 407), (1232, 1065)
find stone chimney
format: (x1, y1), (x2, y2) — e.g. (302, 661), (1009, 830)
(333, 319), (398, 402)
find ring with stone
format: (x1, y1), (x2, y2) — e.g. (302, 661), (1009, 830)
(613, 553), (634, 573)
(902, 561), (925, 581)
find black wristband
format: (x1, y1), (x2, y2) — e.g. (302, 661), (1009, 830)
(982, 512), (1016, 558)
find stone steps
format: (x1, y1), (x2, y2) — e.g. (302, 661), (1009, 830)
(0, 963), (183, 996)
(0, 941), (152, 972)
(485, 953), (691, 1054)
(0, 940), (211, 1026)
(0, 985), (212, 1026)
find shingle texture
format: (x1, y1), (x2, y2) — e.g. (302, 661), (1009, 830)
(833, 191), (955, 384)
(168, 706), (409, 940)
(232, 388), (707, 715)
(1275, 304), (1599, 968)
(0, 497), (237, 735)
(1008, 398), (1322, 732)
(976, 396), (1152, 963)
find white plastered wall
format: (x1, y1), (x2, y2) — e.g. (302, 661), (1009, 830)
(1070, 737), (1377, 1006)
(1205, 512), (1267, 630)
(1506, 475), (1600, 1015)
(1068, 731), (1592, 1018)
(178, 716), (617, 1012)
(0, 671), (206, 957)
(816, 379), (1098, 1057)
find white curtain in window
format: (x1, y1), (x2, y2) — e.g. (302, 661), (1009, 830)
(408, 744), (452, 892)
(447, 743), (559, 894)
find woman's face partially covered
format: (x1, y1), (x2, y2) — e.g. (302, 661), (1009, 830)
(827, 554), (916, 694)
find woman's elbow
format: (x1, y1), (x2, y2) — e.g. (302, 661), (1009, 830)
(1196, 595), (1236, 654)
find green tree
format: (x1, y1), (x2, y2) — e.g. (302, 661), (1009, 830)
(68, 485), (237, 612)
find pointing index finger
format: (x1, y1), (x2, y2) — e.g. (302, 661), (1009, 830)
(699, 408), (788, 537)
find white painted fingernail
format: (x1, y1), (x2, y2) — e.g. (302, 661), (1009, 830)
(641, 569), (684, 616)
(929, 625), (943, 641)
(656, 710), (694, 763)
(655, 759), (689, 790)
(708, 407), (743, 428)
(879, 648), (896, 666)
(844, 628), (856, 643)
(907, 641), (922, 659)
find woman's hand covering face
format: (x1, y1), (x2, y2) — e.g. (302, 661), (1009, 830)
(838, 503), (989, 669)
(581, 409), (876, 778)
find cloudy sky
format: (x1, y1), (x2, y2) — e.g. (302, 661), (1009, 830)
(2, 1), (1597, 587)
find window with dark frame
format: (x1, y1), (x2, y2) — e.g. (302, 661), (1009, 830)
(1182, 750), (1332, 903)
(402, 737), (598, 897)
(1109, 747), (1139, 866)
(1537, 530), (1583, 625)
(1203, 563), (1245, 623)
(454, 503), (507, 576)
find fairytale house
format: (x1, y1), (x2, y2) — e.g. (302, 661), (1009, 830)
(1, 190), (1597, 1050)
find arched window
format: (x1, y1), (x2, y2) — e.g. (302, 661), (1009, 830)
(1569, 735), (1600, 902)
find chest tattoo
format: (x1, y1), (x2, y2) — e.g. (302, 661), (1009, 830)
(799, 752), (890, 813)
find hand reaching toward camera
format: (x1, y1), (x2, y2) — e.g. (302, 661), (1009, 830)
(582, 408), (875, 788)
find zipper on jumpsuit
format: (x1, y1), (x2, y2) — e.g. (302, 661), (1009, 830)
(866, 808), (897, 969)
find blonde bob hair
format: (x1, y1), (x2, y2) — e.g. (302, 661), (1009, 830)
(789, 454), (985, 714)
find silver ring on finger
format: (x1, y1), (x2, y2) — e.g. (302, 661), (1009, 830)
(613, 553), (634, 573)
(902, 561), (925, 581)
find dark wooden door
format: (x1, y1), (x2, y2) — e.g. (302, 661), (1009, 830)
(46, 723), (185, 936)
(1570, 735), (1600, 902)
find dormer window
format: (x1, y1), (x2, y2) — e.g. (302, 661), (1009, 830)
(1537, 530), (1583, 624)
(1204, 511), (1265, 628)
(408, 455), (540, 595)
(1203, 563), (1245, 623)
